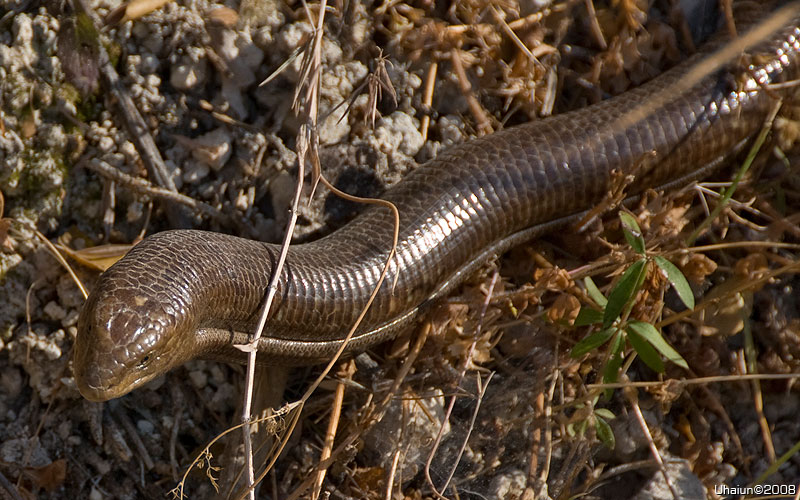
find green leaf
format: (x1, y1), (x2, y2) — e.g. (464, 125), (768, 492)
(602, 333), (626, 397)
(603, 259), (647, 329)
(595, 415), (616, 449)
(627, 320), (689, 370)
(594, 408), (616, 420)
(620, 212), (646, 255)
(584, 277), (607, 307)
(571, 327), (615, 357)
(654, 256), (695, 310)
(574, 307), (604, 326)
(627, 326), (665, 373)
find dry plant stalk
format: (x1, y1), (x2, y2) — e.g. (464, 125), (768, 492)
(230, 1), (403, 498)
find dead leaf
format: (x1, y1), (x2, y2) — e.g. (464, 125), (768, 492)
(106, 0), (170, 25)
(207, 7), (238, 28)
(57, 243), (134, 271)
(694, 277), (752, 337)
(21, 111), (36, 138)
(24, 459), (66, 492)
(0, 220), (11, 250)
(734, 252), (768, 279)
(533, 266), (571, 292)
(548, 294), (581, 325)
(681, 253), (717, 284)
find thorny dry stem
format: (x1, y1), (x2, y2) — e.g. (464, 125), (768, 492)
(564, 235), (800, 284)
(527, 346), (560, 495)
(449, 49), (493, 135)
(656, 259), (800, 329)
(171, 402), (301, 500)
(230, 2), (403, 498)
(586, 368), (800, 392)
(234, 0), (330, 495)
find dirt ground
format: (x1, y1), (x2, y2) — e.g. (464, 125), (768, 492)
(2, 0), (800, 498)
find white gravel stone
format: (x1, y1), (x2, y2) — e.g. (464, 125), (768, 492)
(372, 111), (424, 157)
(43, 301), (66, 321)
(170, 55), (208, 91)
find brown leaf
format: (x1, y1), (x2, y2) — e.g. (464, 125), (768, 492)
(681, 253), (717, 284)
(0, 220), (11, 250)
(25, 459), (66, 492)
(207, 7), (238, 28)
(351, 466), (385, 492)
(734, 252), (768, 279)
(105, 0), (170, 25)
(533, 266), (571, 292)
(694, 278), (752, 337)
(548, 293), (580, 325)
(21, 110), (37, 139)
(57, 243), (133, 272)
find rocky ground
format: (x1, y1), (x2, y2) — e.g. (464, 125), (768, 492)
(1, 0), (800, 498)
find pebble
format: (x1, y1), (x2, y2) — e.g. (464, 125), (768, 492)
(170, 54), (208, 91)
(372, 111), (424, 157)
(631, 458), (705, 500)
(188, 369), (208, 389)
(212, 27), (263, 118)
(488, 469), (527, 500)
(183, 160), (210, 184)
(43, 301), (66, 321)
(136, 419), (155, 436)
(57, 273), (85, 309)
(1, 437), (51, 467)
(62, 309), (79, 328)
(140, 52), (160, 74)
(189, 127), (233, 171)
